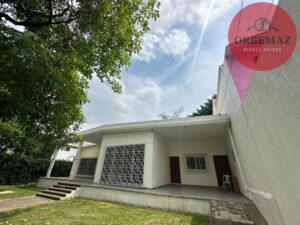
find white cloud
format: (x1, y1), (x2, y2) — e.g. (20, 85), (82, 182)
(134, 0), (240, 62)
(134, 28), (190, 62)
(133, 33), (161, 62)
(152, 0), (240, 30)
(81, 0), (245, 130)
(82, 75), (163, 130)
(160, 29), (191, 57)
(82, 40), (224, 130)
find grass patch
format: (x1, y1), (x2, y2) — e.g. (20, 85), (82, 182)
(0, 198), (209, 225)
(0, 184), (40, 201)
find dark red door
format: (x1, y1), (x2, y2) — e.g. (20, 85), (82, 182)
(170, 157), (181, 184)
(213, 155), (232, 186)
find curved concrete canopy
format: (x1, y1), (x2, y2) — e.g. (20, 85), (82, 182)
(80, 114), (230, 144)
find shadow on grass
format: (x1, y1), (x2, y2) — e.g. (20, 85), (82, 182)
(0, 206), (35, 221)
(190, 214), (210, 225)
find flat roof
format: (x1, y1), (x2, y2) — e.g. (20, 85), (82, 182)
(80, 114), (230, 144)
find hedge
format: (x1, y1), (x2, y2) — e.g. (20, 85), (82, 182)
(0, 153), (48, 185)
(50, 160), (72, 177)
(0, 153), (72, 185)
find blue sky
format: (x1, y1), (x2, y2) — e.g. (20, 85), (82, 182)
(82, 0), (278, 130)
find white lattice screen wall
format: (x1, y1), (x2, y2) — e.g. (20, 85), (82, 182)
(100, 144), (145, 187)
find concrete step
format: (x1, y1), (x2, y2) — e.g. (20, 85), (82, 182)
(42, 190), (67, 197)
(57, 182), (81, 188)
(36, 193), (61, 200)
(53, 185), (77, 190)
(48, 187), (72, 193)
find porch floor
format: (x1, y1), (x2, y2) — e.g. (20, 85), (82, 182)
(145, 185), (250, 203)
(41, 177), (250, 203)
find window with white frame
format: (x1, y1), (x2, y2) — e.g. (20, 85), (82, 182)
(186, 155), (207, 171)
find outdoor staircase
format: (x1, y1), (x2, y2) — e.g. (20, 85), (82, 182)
(36, 182), (81, 200)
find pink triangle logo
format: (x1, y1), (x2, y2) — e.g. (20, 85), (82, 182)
(225, 48), (254, 101)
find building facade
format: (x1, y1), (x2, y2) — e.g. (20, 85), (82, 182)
(66, 115), (233, 190)
(213, 1), (300, 224)
(39, 0), (299, 224)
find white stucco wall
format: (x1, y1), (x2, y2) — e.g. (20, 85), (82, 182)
(152, 133), (170, 188)
(215, 1), (300, 224)
(94, 131), (154, 188)
(37, 177), (210, 216)
(89, 130), (230, 189)
(80, 145), (100, 158)
(169, 140), (227, 187)
(224, 128), (247, 195)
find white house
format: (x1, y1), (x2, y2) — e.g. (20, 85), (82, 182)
(41, 115), (234, 188)
(37, 0), (299, 224)
(65, 114), (233, 189)
(38, 114), (247, 215)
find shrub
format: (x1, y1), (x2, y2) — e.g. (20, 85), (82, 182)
(0, 154), (72, 185)
(51, 160), (72, 177)
(0, 153), (49, 185)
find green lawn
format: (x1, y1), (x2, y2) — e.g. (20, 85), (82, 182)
(0, 184), (40, 201)
(0, 198), (209, 225)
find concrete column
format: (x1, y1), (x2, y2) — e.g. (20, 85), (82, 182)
(69, 141), (83, 180)
(46, 149), (59, 177)
(93, 145), (104, 183)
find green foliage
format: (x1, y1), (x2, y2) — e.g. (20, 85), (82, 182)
(0, 119), (51, 157)
(0, 0), (159, 153)
(0, 25), (86, 152)
(0, 120), (24, 153)
(0, 0), (160, 92)
(189, 95), (217, 117)
(0, 153), (71, 185)
(51, 160), (72, 177)
(0, 153), (48, 185)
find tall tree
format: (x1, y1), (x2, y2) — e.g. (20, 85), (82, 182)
(189, 95), (217, 117)
(0, 24), (88, 154)
(0, 0), (159, 92)
(0, 0), (160, 154)
(159, 107), (184, 120)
